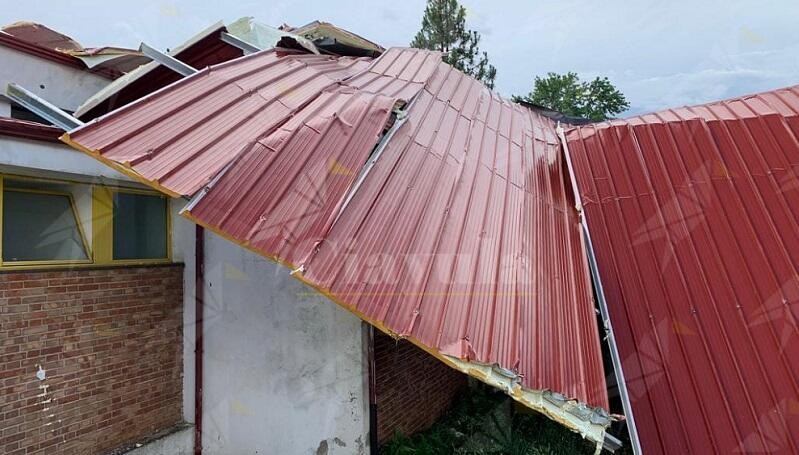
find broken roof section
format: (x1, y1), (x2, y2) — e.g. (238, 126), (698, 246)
(282, 20), (385, 57)
(63, 46), (611, 443)
(1, 21), (145, 79)
(73, 21), (241, 120)
(566, 85), (799, 453)
(73, 18), (379, 121)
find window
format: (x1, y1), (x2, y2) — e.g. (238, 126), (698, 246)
(112, 191), (168, 260)
(0, 175), (171, 268)
(2, 187), (89, 263)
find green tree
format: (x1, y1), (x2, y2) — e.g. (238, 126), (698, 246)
(411, 0), (497, 89)
(512, 72), (630, 121)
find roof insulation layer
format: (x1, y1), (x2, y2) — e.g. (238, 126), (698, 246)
(64, 47), (610, 438)
(566, 85), (799, 454)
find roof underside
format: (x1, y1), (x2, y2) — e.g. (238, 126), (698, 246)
(567, 86), (799, 454)
(64, 46), (611, 439)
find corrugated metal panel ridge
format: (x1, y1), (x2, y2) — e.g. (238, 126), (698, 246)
(567, 85), (799, 454)
(65, 49), (373, 197)
(63, 47), (610, 419)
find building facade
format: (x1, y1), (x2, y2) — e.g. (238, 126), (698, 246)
(0, 22), (464, 455)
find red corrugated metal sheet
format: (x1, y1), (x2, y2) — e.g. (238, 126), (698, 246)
(0, 116), (62, 143)
(64, 47), (609, 414)
(567, 85), (799, 454)
(66, 49), (371, 196)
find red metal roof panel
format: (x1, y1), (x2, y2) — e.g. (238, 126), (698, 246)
(63, 47), (610, 429)
(65, 50), (371, 197)
(567, 85), (799, 454)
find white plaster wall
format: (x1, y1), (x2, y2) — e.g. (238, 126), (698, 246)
(0, 46), (109, 111)
(197, 232), (369, 455)
(0, 136), (133, 182)
(124, 426), (194, 455)
(172, 199), (196, 424)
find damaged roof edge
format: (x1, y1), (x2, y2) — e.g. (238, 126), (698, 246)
(60, 46), (613, 447)
(179, 205), (613, 450)
(73, 21), (226, 118)
(558, 125), (642, 454)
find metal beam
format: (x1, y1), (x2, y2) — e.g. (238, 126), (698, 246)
(220, 32), (261, 55)
(139, 42), (198, 76)
(5, 83), (83, 131)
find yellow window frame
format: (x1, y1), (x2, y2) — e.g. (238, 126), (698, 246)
(0, 176), (92, 267)
(0, 173), (171, 269)
(93, 186), (172, 265)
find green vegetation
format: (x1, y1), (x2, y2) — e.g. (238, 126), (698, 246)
(513, 72), (630, 121)
(411, 0), (497, 89)
(381, 385), (598, 454)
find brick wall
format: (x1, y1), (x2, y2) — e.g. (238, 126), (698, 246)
(0, 265), (184, 455)
(374, 332), (467, 444)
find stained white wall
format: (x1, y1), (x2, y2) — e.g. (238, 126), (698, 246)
(0, 133), (369, 454)
(194, 232), (369, 454)
(0, 136), (133, 182)
(0, 46), (109, 112)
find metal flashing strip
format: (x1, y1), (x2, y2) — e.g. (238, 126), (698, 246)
(558, 125), (642, 455)
(220, 32), (261, 55)
(329, 100), (410, 230)
(5, 83), (83, 131)
(444, 355), (611, 452)
(138, 42), (198, 76)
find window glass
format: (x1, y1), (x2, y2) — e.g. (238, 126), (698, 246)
(113, 192), (167, 260)
(2, 190), (88, 262)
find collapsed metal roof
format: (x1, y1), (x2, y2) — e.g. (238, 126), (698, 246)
(0, 21), (145, 79)
(566, 86), (799, 453)
(63, 47), (612, 443)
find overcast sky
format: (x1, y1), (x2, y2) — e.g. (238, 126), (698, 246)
(7, 1), (798, 114)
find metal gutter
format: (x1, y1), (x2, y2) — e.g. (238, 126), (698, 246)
(557, 125), (642, 455)
(366, 325), (378, 455)
(194, 225), (205, 455)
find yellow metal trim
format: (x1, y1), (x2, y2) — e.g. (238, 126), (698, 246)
(92, 185), (113, 264)
(0, 173), (171, 268)
(1, 184), (92, 266)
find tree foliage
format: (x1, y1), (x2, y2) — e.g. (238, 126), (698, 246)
(513, 72), (630, 121)
(411, 0), (497, 89)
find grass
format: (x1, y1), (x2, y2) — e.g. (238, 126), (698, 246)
(381, 384), (600, 455)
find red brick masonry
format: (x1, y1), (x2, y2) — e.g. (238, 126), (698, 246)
(0, 265), (184, 455)
(375, 332), (467, 444)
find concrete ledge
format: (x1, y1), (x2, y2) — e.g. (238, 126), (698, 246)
(115, 424), (194, 455)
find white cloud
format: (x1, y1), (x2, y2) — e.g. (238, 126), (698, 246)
(4, 0), (798, 115)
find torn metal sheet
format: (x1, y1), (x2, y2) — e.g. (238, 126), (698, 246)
(62, 47), (612, 445)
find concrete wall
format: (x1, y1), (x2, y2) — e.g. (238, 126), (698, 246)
(0, 46), (109, 112)
(0, 136), (134, 183)
(124, 425), (193, 455)
(196, 233), (369, 454)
